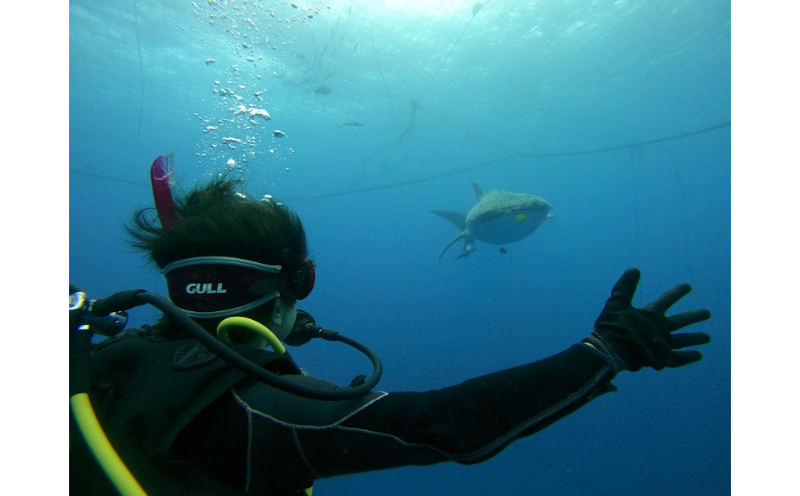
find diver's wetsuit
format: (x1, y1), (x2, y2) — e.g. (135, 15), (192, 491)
(70, 327), (617, 495)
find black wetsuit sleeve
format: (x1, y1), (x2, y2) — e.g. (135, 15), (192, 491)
(316, 344), (615, 473)
(172, 344), (615, 494)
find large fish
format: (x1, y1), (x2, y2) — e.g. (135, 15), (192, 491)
(432, 182), (554, 260)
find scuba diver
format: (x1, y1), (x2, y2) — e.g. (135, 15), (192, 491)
(69, 155), (712, 496)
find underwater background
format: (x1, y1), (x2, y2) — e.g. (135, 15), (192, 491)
(69, 1), (731, 495)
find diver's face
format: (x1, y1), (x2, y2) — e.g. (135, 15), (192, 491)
(237, 297), (297, 345)
(272, 297), (298, 341)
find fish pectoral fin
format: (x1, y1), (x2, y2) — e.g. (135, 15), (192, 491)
(431, 210), (467, 231)
(439, 231), (468, 261)
(546, 213), (555, 219)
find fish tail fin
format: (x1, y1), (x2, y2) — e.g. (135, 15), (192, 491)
(439, 231), (467, 261)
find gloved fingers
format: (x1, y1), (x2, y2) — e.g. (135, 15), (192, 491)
(667, 308), (712, 331)
(643, 283), (692, 314)
(664, 350), (704, 368)
(669, 331), (712, 350)
(610, 268), (641, 304)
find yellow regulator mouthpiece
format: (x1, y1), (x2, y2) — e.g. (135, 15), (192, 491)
(216, 316), (286, 355)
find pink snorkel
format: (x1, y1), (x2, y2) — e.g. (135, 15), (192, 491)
(150, 154), (178, 228)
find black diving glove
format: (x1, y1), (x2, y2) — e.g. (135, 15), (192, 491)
(284, 309), (322, 347)
(582, 268), (712, 372)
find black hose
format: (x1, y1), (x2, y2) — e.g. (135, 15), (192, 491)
(135, 291), (382, 400)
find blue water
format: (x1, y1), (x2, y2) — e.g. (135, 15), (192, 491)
(69, 1), (731, 495)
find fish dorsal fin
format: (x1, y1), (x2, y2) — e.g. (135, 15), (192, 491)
(472, 182), (484, 201)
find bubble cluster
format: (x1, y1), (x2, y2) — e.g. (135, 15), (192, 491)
(189, 1), (328, 178)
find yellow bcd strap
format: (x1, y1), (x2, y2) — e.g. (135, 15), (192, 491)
(73, 317), (300, 496)
(70, 393), (148, 496)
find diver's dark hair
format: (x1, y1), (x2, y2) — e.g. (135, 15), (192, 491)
(126, 175), (309, 299)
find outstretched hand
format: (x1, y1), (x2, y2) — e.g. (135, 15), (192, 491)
(585, 268), (712, 372)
